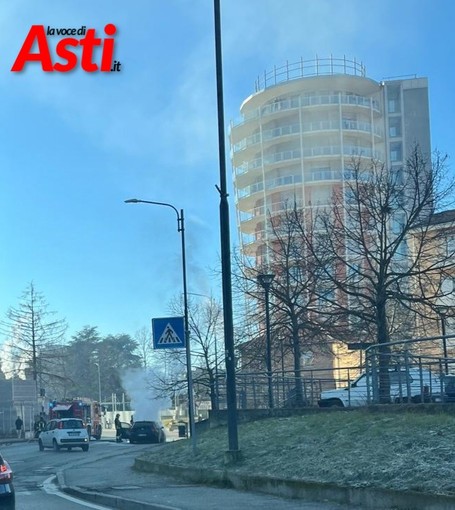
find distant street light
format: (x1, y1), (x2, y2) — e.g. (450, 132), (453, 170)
(257, 273), (275, 409)
(94, 362), (102, 404)
(124, 198), (197, 452)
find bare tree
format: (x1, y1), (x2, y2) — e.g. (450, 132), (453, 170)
(134, 327), (153, 368)
(147, 296), (224, 411)
(302, 146), (454, 402)
(234, 205), (335, 407)
(0, 282), (68, 396)
(186, 296), (224, 411)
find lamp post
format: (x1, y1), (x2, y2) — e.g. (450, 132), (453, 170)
(213, 0), (239, 457)
(257, 273), (275, 409)
(124, 198), (196, 451)
(437, 308), (449, 375)
(94, 362), (102, 405)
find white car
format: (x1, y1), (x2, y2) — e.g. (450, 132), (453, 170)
(318, 368), (441, 407)
(38, 418), (89, 452)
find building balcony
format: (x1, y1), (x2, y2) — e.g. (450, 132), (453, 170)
(237, 174), (303, 200)
(231, 120), (383, 159)
(231, 92), (381, 132)
(233, 145), (384, 187)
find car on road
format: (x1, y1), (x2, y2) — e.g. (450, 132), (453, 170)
(38, 418), (90, 452)
(129, 420), (166, 444)
(117, 421), (132, 441)
(0, 453), (15, 509)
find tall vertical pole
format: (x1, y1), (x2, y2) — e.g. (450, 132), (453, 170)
(179, 209), (197, 451)
(213, 0), (239, 454)
(440, 313), (449, 375)
(95, 363), (102, 404)
(214, 335), (220, 409)
(124, 199), (196, 451)
(264, 286), (274, 409)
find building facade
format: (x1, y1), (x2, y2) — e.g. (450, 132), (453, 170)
(230, 56), (431, 267)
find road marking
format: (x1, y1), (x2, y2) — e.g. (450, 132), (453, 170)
(42, 475), (113, 509)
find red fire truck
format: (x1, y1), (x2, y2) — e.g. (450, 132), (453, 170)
(48, 398), (103, 440)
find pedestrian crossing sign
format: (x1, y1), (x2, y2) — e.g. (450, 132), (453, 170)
(152, 316), (185, 349)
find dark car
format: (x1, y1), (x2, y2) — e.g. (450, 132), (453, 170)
(118, 421), (131, 440)
(0, 453), (15, 509)
(129, 421), (166, 444)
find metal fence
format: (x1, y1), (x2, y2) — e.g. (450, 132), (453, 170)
(215, 366), (356, 409)
(363, 334), (455, 405)
(213, 334), (455, 410)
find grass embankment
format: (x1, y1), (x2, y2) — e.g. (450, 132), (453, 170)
(138, 410), (455, 496)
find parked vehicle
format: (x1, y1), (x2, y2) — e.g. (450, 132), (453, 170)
(129, 421), (166, 444)
(318, 367), (441, 407)
(49, 399), (103, 440)
(0, 453), (15, 509)
(38, 418), (90, 452)
(431, 374), (455, 403)
(117, 421), (132, 441)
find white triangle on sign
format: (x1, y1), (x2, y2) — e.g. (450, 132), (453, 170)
(158, 323), (182, 345)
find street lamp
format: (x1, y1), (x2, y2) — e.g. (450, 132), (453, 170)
(124, 198), (197, 452)
(257, 273), (275, 409)
(436, 308), (450, 375)
(94, 362), (102, 405)
(213, 0), (239, 457)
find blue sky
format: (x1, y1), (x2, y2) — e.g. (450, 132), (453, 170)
(0, 0), (454, 340)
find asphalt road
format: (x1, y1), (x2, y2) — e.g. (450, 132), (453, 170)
(2, 439), (112, 509)
(2, 437), (351, 510)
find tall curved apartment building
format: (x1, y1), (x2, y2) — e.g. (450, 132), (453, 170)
(230, 57), (431, 265)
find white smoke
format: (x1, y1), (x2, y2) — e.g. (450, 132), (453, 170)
(121, 368), (171, 422)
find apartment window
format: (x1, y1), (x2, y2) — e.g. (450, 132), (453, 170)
(389, 117), (402, 138)
(396, 240), (408, 259)
(301, 352), (314, 366)
(344, 188), (356, 204)
(342, 114), (357, 130)
(387, 86), (401, 114)
(311, 167), (332, 181)
(347, 263), (362, 284)
(388, 100), (399, 114)
(289, 265), (304, 281)
(391, 213), (405, 235)
(391, 166), (404, 185)
(390, 142), (402, 162)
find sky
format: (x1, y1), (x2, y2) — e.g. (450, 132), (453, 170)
(0, 0), (454, 342)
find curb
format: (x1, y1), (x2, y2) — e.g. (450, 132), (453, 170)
(133, 458), (455, 510)
(62, 486), (179, 510)
(57, 470), (179, 510)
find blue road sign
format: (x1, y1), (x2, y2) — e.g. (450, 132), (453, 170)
(152, 316), (185, 349)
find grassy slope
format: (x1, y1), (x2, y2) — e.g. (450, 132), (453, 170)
(139, 411), (455, 496)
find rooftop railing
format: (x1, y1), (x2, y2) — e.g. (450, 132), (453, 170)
(255, 56), (366, 92)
